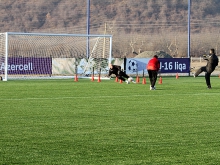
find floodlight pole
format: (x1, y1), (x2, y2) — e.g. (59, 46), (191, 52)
(188, 0), (191, 76)
(87, 0), (90, 58)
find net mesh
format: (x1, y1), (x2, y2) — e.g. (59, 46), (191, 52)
(0, 33), (112, 80)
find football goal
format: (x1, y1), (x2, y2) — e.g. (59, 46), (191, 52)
(0, 32), (112, 81)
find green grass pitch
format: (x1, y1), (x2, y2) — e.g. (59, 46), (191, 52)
(1, 77), (220, 165)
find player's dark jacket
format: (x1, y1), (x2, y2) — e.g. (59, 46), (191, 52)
(108, 65), (121, 77)
(204, 53), (219, 73)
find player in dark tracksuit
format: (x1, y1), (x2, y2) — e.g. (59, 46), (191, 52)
(108, 64), (132, 83)
(194, 48), (219, 89)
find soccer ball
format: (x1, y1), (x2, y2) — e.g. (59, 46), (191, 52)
(128, 59), (137, 72)
(128, 77), (133, 82)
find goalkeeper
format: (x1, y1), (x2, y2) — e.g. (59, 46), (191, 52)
(194, 48), (219, 89)
(108, 64), (135, 84)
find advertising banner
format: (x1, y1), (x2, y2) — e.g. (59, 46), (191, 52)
(0, 57), (52, 74)
(126, 58), (190, 74)
(159, 58), (190, 73)
(0, 57), (190, 75)
(52, 58), (75, 75)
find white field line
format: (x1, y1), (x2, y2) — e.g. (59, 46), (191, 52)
(0, 92), (220, 101)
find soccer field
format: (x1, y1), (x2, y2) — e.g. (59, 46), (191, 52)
(1, 77), (220, 164)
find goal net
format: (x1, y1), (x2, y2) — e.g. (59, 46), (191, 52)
(0, 32), (112, 81)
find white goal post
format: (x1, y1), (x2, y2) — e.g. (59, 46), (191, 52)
(0, 32), (112, 81)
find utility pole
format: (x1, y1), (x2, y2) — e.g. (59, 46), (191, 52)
(188, 0), (191, 76)
(87, 0), (90, 58)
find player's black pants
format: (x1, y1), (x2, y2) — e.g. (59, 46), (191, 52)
(117, 71), (129, 81)
(148, 70), (158, 87)
(195, 66), (213, 88)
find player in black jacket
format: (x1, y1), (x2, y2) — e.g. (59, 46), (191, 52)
(194, 48), (219, 89)
(108, 64), (135, 84)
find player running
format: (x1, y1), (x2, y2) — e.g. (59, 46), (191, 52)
(147, 55), (160, 90)
(194, 48), (219, 89)
(108, 64), (135, 84)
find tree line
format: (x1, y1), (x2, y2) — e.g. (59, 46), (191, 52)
(0, 0), (220, 57)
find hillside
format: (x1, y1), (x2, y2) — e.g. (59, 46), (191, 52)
(1, 0), (220, 57)
(1, 0), (220, 33)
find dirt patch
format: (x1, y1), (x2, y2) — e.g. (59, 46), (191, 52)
(191, 61), (220, 75)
